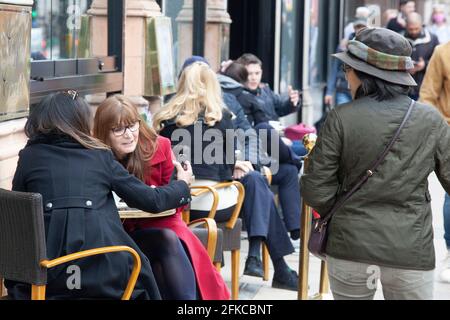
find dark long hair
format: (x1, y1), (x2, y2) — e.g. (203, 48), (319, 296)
(222, 62), (248, 85)
(25, 92), (108, 149)
(353, 69), (411, 101)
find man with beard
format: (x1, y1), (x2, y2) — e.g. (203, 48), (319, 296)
(402, 12), (440, 100)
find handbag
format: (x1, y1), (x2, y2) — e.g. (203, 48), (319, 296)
(308, 100), (415, 260)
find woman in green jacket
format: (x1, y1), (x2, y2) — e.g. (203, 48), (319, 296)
(301, 27), (450, 300)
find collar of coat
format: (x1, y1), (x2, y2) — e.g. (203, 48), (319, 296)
(27, 132), (81, 148)
(404, 29), (432, 46)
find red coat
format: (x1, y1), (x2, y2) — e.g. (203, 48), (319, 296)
(123, 136), (230, 300)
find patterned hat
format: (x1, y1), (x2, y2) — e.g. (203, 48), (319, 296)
(333, 27), (417, 86)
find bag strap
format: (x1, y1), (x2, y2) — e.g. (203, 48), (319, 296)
(320, 99), (415, 224)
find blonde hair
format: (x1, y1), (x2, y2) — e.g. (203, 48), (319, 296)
(153, 62), (224, 132)
(93, 94), (158, 181)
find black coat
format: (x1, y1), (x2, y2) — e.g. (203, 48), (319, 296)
(6, 134), (191, 300)
(403, 29), (440, 97)
(159, 110), (236, 182)
(224, 87), (270, 126)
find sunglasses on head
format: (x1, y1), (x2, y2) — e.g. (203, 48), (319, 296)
(63, 90), (79, 100)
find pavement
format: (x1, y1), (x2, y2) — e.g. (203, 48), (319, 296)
(220, 172), (450, 300)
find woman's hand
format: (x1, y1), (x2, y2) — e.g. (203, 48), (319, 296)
(173, 160), (194, 185)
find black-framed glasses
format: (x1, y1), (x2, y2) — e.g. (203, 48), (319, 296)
(111, 120), (141, 137)
(63, 90), (79, 100)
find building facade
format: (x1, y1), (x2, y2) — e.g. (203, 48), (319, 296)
(0, 0), (447, 189)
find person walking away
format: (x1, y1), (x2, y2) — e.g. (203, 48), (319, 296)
(301, 27), (450, 300)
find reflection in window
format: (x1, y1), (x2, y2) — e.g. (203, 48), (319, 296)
(164, 0), (184, 77)
(31, 0), (93, 61)
(279, 0), (298, 93)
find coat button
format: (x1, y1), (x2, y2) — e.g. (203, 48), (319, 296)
(86, 200), (92, 206)
(46, 202), (53, 209)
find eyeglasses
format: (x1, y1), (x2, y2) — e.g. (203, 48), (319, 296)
(111, 120), (140, 137)
(63, 90), (79, 100)
(341, 64), (352, 73)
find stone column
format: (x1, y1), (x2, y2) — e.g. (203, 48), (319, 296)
(205, 0), (231, 70)
(123, 0), (161, 107)
(85, 0), (108, 107)
(0, 0), (33, 193)
(177, 0), (231, 71)
(87, 0), (108, 57)
(87, 0), (162, 111)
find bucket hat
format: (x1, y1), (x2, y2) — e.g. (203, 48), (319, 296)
(333, 27), (417, 86)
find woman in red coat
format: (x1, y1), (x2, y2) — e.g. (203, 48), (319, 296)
(93, 94), (230, 300)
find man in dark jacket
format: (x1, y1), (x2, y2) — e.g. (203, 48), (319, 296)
(402, 12), (440, 100)
(387, 0), (416, 33)
(218, 68), (302, 242)
(218, 73), (299, 290)
(236, 53), (301, 122)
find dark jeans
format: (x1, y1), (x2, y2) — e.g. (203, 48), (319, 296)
(240, 171), (295, 260)
(444, 193), (450, 249)
(255, 122), (301, 169)
(271, 163), (302, 231)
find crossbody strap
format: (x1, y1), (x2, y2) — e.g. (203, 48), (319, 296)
(320, 100), (415, 224)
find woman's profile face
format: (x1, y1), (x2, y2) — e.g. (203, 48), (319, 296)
(108, 121), (140, 160)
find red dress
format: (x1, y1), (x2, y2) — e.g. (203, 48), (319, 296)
(123, 136), (230, 300)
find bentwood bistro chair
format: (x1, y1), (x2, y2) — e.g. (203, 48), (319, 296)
(0, 188), (141, 300)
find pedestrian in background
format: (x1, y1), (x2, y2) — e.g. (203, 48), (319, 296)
(324, 18), (368, 107)
(428, 4), (450, 44)
(420, 41), (450, 284)
(301, 28), (450, 300)
(403, 12), (440, 100)
(343, 6), (370, 41)
(387, 0), (416, 33)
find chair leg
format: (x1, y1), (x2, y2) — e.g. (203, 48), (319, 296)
(214, 262), (222, 272)
(31, 285), (46, 300)
(231, 249), (240, 300)
(262, 244), (270, 281)
(0, 278), (3, 297)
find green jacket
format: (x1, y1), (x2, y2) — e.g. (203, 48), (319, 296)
(301, 95), (450, 270)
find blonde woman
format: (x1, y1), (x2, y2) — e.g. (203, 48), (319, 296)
(153, 60), (239, 224)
